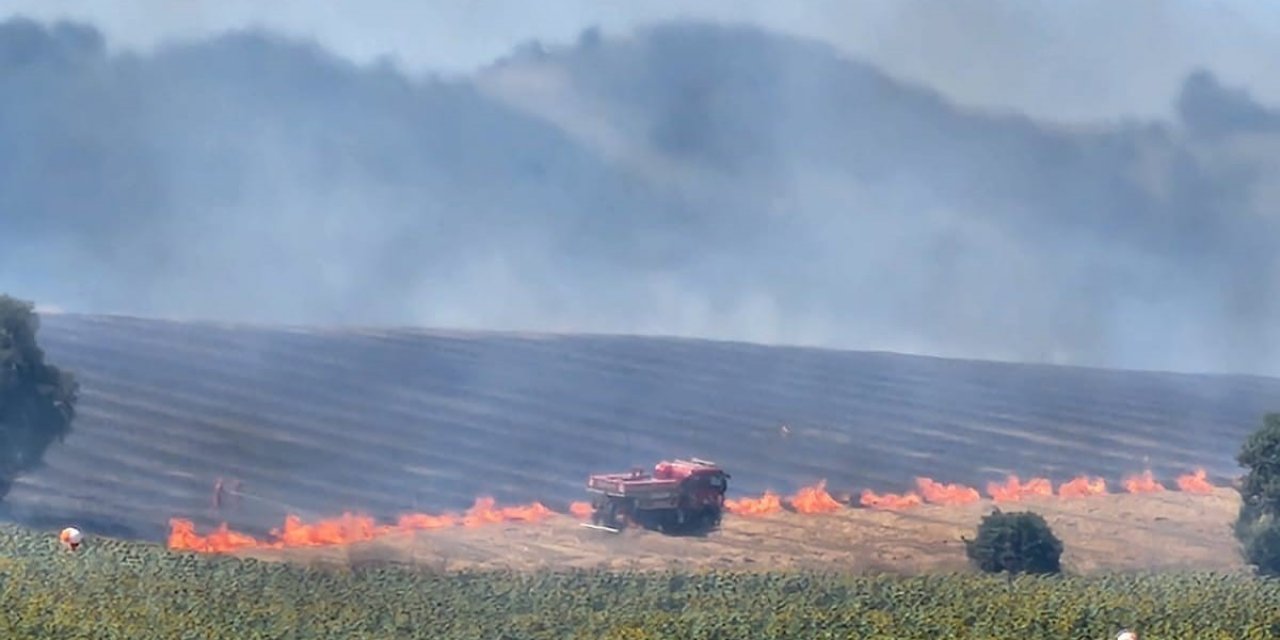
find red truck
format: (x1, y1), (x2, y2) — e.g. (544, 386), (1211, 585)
(583, 458), (730, 534)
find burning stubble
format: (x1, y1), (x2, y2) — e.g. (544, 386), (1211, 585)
(168, 469), (1220, 554)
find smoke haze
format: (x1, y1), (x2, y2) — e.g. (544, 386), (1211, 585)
(1, 16), (1280, 376)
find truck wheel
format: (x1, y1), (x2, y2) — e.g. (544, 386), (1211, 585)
(602, 500), (628, 531)
(707, 507), (722, 528)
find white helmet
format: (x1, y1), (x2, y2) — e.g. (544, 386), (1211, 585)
(59, 527), (83, 549)
(1117, 631), (1138, 640)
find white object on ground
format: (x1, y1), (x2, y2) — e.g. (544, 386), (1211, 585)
(59, 527), (83, 550)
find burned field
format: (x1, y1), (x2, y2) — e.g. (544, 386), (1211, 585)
(1, 313), (1274, 577)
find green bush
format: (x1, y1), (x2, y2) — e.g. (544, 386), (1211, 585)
(0, 294), (78, 502)
(1235, 413), (1280, 575)
(1, 523), (1275, 639)
(964, 509), (1063, 575)
(1241, 519), (1280, 576)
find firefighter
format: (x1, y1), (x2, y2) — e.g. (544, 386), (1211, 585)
(212, 476), (243, 511)
(213, 476), (225, 510)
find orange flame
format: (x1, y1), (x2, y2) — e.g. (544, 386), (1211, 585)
(914, 477), (980, 505)
(986, 475), (1053, 502)
(859, 489), (923, 510)
(1175, 468), (1214, 494)
(568, 501), (594, 520)
(1123, 470), (1165, 493)
(1057, 475), (1108, 498)
(272, 512), (392, 547)
(397, 512), (459, 530)
(725, 490), (784, 516)
(168, 518), (264, 553)
(788, 480), (844, 514)
(168, 496), (557, 554)
(462, 497), (554, 527)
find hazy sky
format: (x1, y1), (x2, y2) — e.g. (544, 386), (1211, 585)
(3, 0), (1279, 123)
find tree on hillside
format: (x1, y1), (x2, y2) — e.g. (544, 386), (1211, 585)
(0, 294), (78, 502)
(964, 509), (1063, 576)
(1235, 413), (1280, 575)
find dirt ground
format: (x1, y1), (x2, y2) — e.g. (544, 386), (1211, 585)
(236, 488), (1245, 576)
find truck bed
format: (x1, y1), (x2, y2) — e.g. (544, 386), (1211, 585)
(587, 474), (680, 497)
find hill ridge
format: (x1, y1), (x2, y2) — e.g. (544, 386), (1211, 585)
(41, 312), (1280, 381)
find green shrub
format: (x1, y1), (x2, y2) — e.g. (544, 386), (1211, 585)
(0, 294), (78, 502)
(964, 508), (1063, 575)
(1235, 412), (1280, 575)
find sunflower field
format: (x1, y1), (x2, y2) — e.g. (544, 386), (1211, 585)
(1, 524), (1278, 639)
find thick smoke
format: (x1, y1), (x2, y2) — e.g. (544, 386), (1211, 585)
(1, 17), (1279, 376)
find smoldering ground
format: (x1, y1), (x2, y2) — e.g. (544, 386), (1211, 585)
(1, 17), (1280, 376)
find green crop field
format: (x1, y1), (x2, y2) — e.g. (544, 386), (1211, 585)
(2, 524), (1276, 640)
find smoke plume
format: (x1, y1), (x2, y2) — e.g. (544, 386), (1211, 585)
(1, 17), (1279, 375)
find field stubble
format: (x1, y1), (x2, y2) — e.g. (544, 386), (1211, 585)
(233, 488), (1245, 576)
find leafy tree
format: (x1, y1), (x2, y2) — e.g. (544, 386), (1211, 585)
(1235, 413), (1280, 575)
(964, 509), (1063, 576)
(0, 294), (78, 502)
(1239, 520), (1280, 577)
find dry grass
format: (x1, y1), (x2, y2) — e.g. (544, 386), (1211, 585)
(236, 488), (1244, 576)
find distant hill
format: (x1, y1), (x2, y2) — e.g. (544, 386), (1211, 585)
(2, 313), (1276, 543)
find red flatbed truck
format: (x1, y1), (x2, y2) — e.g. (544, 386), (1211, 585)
(583, 458), (730, 534)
